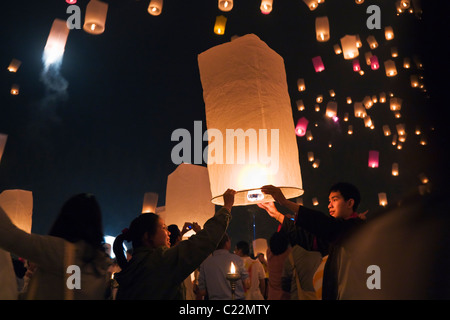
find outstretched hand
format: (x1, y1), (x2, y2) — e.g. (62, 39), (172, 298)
(257, 202), (279, 219)
(261, 185), (287, 205)
(223, 189), (236, 212)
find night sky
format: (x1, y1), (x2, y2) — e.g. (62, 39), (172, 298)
(0, 0), (447, 248)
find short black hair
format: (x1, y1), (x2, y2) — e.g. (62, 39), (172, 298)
(269, 232), (289, 256)
(329, 182), (361, 211)
(235, 240), (250, 256)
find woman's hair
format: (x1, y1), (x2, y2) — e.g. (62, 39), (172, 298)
(168, 224), (181, 247)
(48, 193), (104, 251)
(113, 212), (160, 269)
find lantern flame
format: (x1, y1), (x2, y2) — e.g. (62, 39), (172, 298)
(230, 262), (236, 274)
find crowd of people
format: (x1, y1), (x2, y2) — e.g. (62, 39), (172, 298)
(1, 181), (448, 300)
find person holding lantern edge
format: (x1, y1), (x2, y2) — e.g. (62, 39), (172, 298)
(258, 183), (366, 300)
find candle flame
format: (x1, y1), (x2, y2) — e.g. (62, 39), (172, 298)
(230, 262), (236, 274)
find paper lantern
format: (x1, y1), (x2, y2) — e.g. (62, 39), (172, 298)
(295, 117), (309, 137)
(297, 78), (306, 91)
(400, 0), (410, 9)
(419, 135), (427, 146)
(346, 97), (352, 104)
(379, 92), (386, 103)
(307, 151), (314, 162)
(141, 192), (158, 214)
(415, 125), (421, 135)
(410, 75), (419, 88)
(343, 112), (349, 121)
(147, 0), (163, 16)
(0, 133), (7, 164)
(7, 59), (21, 73)
(355, 35), (362, 48)
(392, 163), (399, 176)
(366, 35), (378, 49)
(364, 116), (373, 128)
(66, 0), (77, 3)
(10, 84), (19, 95)
(370, 55), (379, 70)
(418, 173), (429, 184)
(334, 44), (342, 55)
(218, 0), (233, 12)
(396, 123), (406, 136)
(371, 95), (378, 104)
(340, 35), (359, 60)
(314, 104), (320, 112)
(329, 90), (335, 97)
(384, 60), (397, 77)
(368, 150), (379, 168)
(214, 15), (227, 35)
(165, 164), (215, 237)
(352, 59), (361, 72)
(398, 133), (407, 143)
(0, 190), (33, 233)
(84, 0), (108, 34)
(315, 16), (330, 42)
(391, 47), (398, 58)
(296, 99), (305, 111)
(312, 56), (325, 72)
(382, 125), (391, 136)
(354, 102), (366, 118)
(198, 34), (303, 206)
(364, 52), (373, 65)
(312, 159), (320, 168)
(378, 193), (388, 207)
(363, 96), (373, 109)
(303, 0), (319, 10)
(392, 134), (398, 146)
(312, 197), (319, 206)
(44, 19), (70, 66)
(260, 0), (273, 14)
(306, 130), (313, 141)
(385, 26), (394, 40)
(390, 97), (402, 111)
(347, 125), (353, 135)
(403, 57), (411, 69)
(355, 0), (364, 4)
(325, 101), (337, 118)
(253, 238), (268, 259)
(316, 95), (323, 103)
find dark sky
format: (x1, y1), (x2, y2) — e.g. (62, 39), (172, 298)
(0, 0), (447, 246)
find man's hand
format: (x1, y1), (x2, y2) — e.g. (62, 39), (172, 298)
(223, 189), (236, 212)
(261, 185), (287, 205)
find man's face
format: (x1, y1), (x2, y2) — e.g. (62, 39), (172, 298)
(328, 191), (354, 219)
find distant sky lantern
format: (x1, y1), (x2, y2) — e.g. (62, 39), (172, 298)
(7, 59), (21, 73)
(364, 52), (372, 65)
(391, 47), (398, 58)
(314, 104), (320, 112)
(398, 133), (407, 143)
(43, 19), (69, 66)
(392, 134), (397, 146)
(312, 56), (325, 72)
(312, 159), (320, 168)
(329, 89), (335, 97)
(10, 84), (19, 95)
(66, 0), (77, 3)
(260, 0), (273, 14)
(0, 190), (33, 234)
(198, 34), (303, 206)
(343, 112), (349, 121)
(400, 0), (410, 9)
(295, 117), (309, 137)
(303, 0), (319, 10)
(378, 193), (388, 207)
(368, 150), (379, 168)
(354, 102), (366, 118)
(382, 125), (391, 136)
(392, 163), (399, 176)
(326, 101), (337, 118)
(371, 95), (378, 103)
(347, 125), (353, 135)
(316, 94), (323, 103)
(141, 192), (158, 214)
(415, 125), (421, 135)
(410, 75), (419, 87)
(312, 197), (319, 206)
(385, 26), (394, 40)
(307, 151), (314, 162)
(84, 0), (109, 34)
(394, 111), (401, 119)
(218, 0), (233, 12)
(346, 97), (352, 104)
(334, 44), (342, 55)
(355, 0), (364, 4)
(297, 78), (306, 91)
(396, 123), (406, 136)
(390, 97), (402, 111)
(370, 55), (379, 70)
(253, 239), (268, 259)
(352, 59), (361, 72)
(364, 116), (373, 128)
(340, 35), (359, 60)
(214, 15), (227, 35)
(355, 35), (362, 48)
(419, 135), (427, 146)
(403, 57), (411, 69)
(315, 16), (330, 42)
(306, 130), (313, 141)
(366, 35), (378, 49)
(165, 164), (215, 237)
(363, 96), (373, 109)
(0, 133), (7, 164)
(418, 173), (429, 184)
(384, 59), (397, 77)
(148, 0), (163, 16)
(379, 92), (386, 103)
(296, 99), (305, 111)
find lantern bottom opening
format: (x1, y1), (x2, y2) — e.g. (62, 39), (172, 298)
(211, 186), (304, 206)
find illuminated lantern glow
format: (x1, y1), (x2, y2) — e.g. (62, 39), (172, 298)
(312, 56), (325, 72)
(343, 112), (349, 121)
(307, 152), (314, 162)
(391, 47), (398, 58)
(325, 101), (337, 118)
(400, 0), (410, 9)
(334, 44), (342, 55)
(368, 150), (379, 168)
(297, 78), (305, 91)
(378, 193), (388, 207)
(419, 135), (427, 146)
(296, 99), (305, 111)
(410, 75), (419, 87)
(372, 95), (378, 104)
(415, 125), (421, 135)
(314, 104), (320, 112)
(315, 16), (330, 42)
(141, 192), (158, 214)
(346, 97), (352, 104)
(364, 116), (373, 128)
(396, 123), (406, 136)
(382, 125), (391, 136)
(379, 92), (386, 103)
(355, 0), (364, 4)
(148, 0), (163, 16)
(303, 0), (319, 11)
(398, 133), (407, 143)
(354, 102), (366, 118)
(253, 239), (268, 260)
(295, 117), (309, 137)
(355, 35), (362, 48)
(218, 0), (233, 12)
(43, 19), (70, 66)
(165, 164), (215, 238)
(390, 97), (402, 111)
(394, 111), (401, 119)
(403, 57), (411, 69)
(347, 125), (353, 135)
(316, 95), (323, 103)
(260, 0), (273, 14)
(198, 34), (304, 206)
(306, 130), (313, 141)
(66, 0), (77, 3)
(370, 55), (379, 70)
(352, 59), (361, 72)
(84, 0), (109, 34)
(392, 163), (399, 176)
(418, 173), (429, 184)
(214, 15), (227, 35)
(363, 96), (373, 109)
(312, 159), (320, 168)
(385, 26), (394, 40)
(0, 190), (33, 234)
(312, 197), (319, 206)
(366, 35), (378, 49)
(384, 59), (397, 77)
(0, 133), (7, 164)
(364, 52), (373, 65)
(340, 35), (359, 60)
(7, 59), (21, 73)
(10, 84), (19, 95)
(329, 90), (335, 97)
(392, 134), (397, 146)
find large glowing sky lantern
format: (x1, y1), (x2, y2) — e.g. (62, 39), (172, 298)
(198, 34), (303, 206)
(43, 19), (70, 69)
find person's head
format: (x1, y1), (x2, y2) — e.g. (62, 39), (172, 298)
(269, 231), (289, 256)
(168, 224), (181, 247)
(234, 240), (250, 257)
(48, 193), (104, 250)
(328, 182), (361, 219)
(216, 233), (231, 251)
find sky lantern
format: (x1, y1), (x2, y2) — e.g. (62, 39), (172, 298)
(295, 117), (309, 137)
(366, 35), (378, 49)
(10, 84), (19, 95)
(396, 123), (406, 136)
(391, 47), (398, 58)
(364, 52), (372, 65)
(165, 164), (215, 238)
(385, 26), (394, 40)
(312, 56), (325, 72)
(403, 57), (411, 69)
(392, 163), (399, 176)
(354, 102), (366, 118)
(390, 97), (402, 111)
(363, 96), (373, 109)
(355, 35), (362, 48)
(340, 35), (359, 60)
(214, 15), (227, 35)
(343, 112), (349, 121)
(0, 133), (7, 164)
(296, 99), (305, 111)
(419, 135), (427, 146)
(315, 16), (330, 42)
(392, 134), (397, 146)
(364, 116), (373, 128)
(7, 59), (21, 73)
(84, 0), (109, 34)
(382, 125), (391, 136)
(253, 238), (268, 259)
(307, 152), (314, 162)
(346, 97), (352, 104)
(325, 101), (338, 118)
(148, 0), (163, 16)
(43, 19), (69, 66)
(218, 0), (233, 12)
(352, 59), (361, 72)
(355, 0), (364, 4)
(418, 173), (429, 184)
(312, 197), (319, 206)
(141, 192), (158, 214)
(370, 55), (380, 70)
(410, 75), (419, 87)
(379, 92), (386, 103)
(400, 0), (411, 9)
(329, 90), (335, 97)
(0, 190), (33, 234)
(306, 130), (313, 141)
(415, 125), (421, 135)
(368, 150), (379, 168)
(303, 0), (319, 11)
(347, 125), (353, 135)
(198, 34), (303, 206)
(384, 59), (397, 77)
(297, 78), (306, 91)
(316, 94), (323, 103)
(334, 44), (342, 55)
(260, 0), (273, 14)
(312, 159), (320, 168)
(378, 193), (388, 207)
